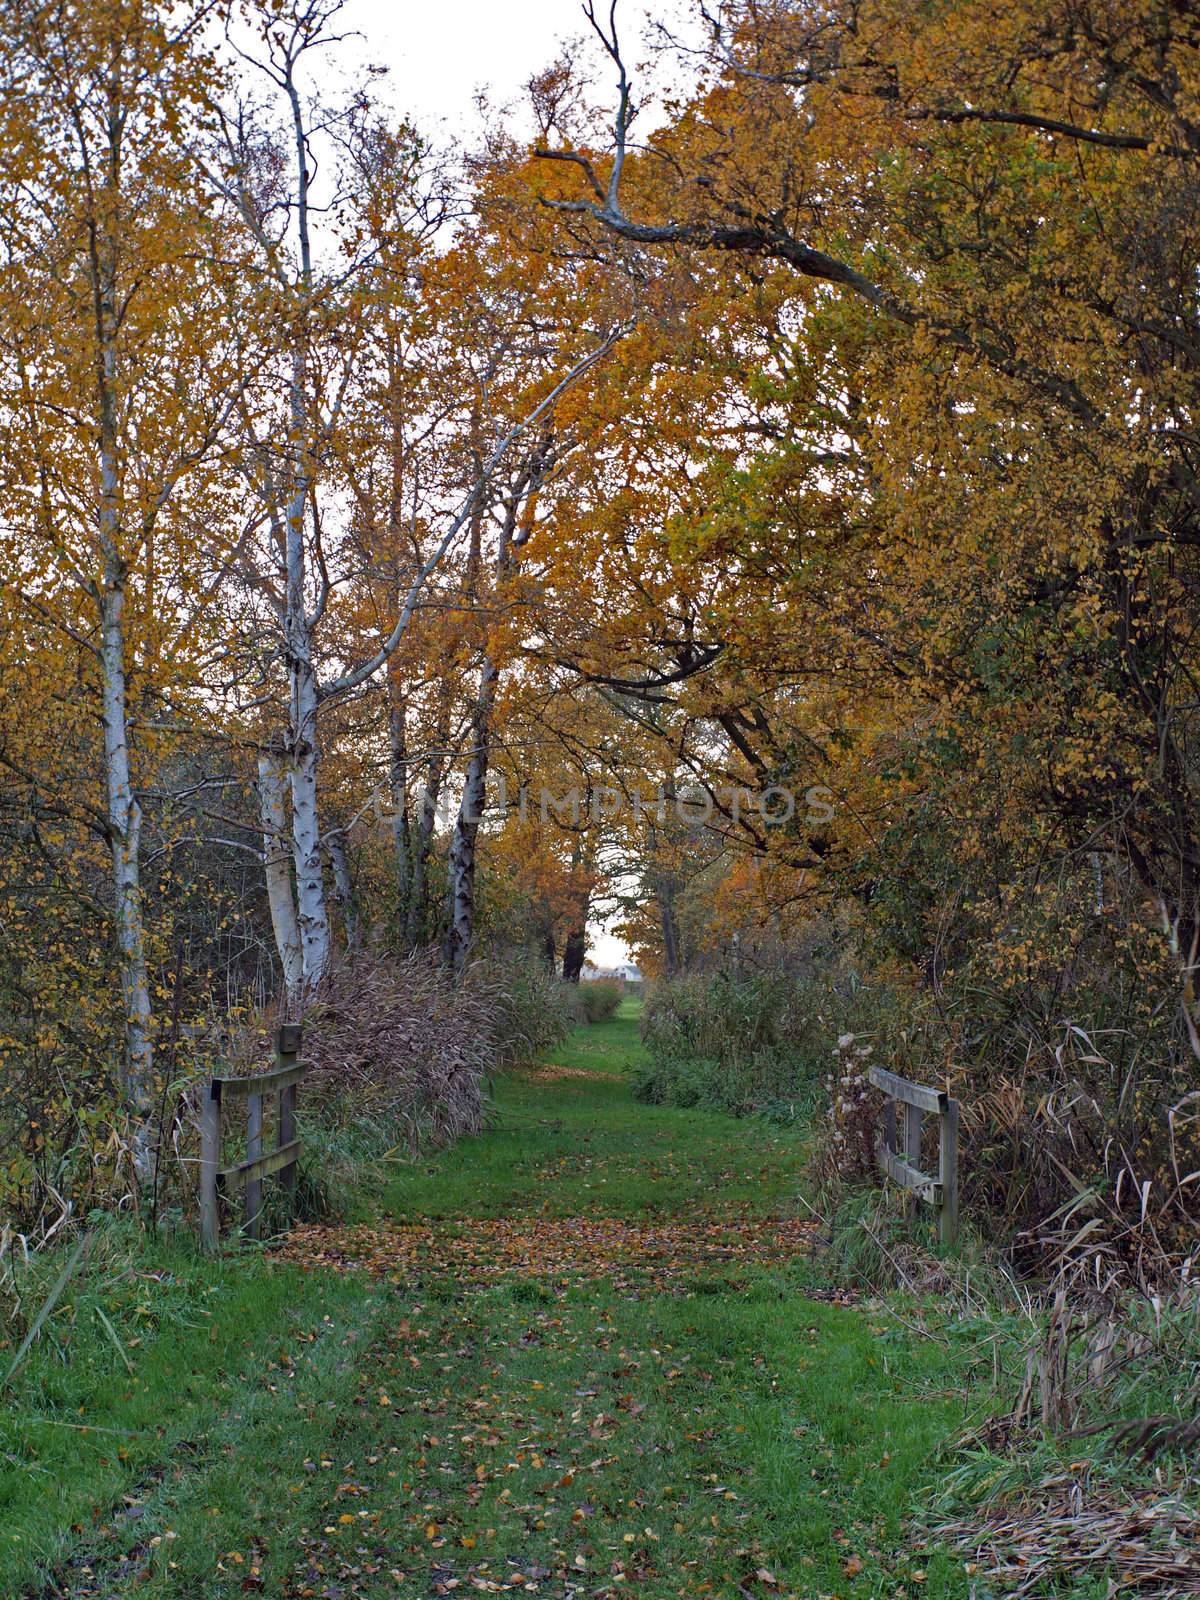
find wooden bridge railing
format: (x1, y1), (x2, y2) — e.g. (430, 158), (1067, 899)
(199, 1023), (305, 1250)
(867, 1064), (960, 1245)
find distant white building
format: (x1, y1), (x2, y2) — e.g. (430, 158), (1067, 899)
(580, 961), (643, 983)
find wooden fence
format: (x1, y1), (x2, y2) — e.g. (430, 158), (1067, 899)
(867, 1064), (960, 1245)
(199, 1023), (306, 1250)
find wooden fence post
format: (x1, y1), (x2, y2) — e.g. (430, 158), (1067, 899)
(199, 1080), (222, 1253)
(198, 1023), (305, 1249)
(245, 1090), (263, 1240)
(904, 1102), (923, 1221)
(939, 1095), (960, 1246)
(276, 1023), (301, 1199)
(867, 1064), (961, 1248)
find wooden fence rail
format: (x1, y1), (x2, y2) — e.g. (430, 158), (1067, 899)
(867, 1063), (960, 1245)
(199, 1023), (305, 1251)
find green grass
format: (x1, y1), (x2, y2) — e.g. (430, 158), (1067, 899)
(0, 1233), (379, 1596)
(0, 999), (979, 1598)
(556, 998), (649, 1070)
(383, 1002), (809, 1222)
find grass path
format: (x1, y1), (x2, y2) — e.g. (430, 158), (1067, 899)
(2, 1003), (973, 1599)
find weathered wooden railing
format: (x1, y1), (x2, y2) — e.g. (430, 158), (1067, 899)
(199, 1023), (305, 1250)
(867, 1064), (960, 1245)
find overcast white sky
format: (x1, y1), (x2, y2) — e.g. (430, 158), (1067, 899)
(341, 0), (686, 969)
(347, 0), (589, 137)
(345, 0), (696, 145)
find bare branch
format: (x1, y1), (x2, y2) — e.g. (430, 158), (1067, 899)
(321, 322), (631, 702)
(534, 8), (1100, 422)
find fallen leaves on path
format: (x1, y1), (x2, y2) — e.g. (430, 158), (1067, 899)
(275, 1212), (820, 1292)
(278, 1292), (833, 1600)
(523, 1064), (623, 1082)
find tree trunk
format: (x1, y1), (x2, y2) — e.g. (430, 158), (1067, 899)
(285, 345), (331, 987)
(445, 657), (497, 977)
(562, 835), (591, 981)
(405, 778), (437, 950)
(288, 641), (330, 985)
(647, 807), (682, 978)
(100, 569), (156, 1180)
(440, 451), (549, 975)
(96, 234), (156, 1180)
(328, 831), (360, 950)
(257, 750), (304, 1003)
(562, 928), (587, 983)
(404, 691), (450, 951)
(388, 674), (411, 911)
(660, 893), (682, 977)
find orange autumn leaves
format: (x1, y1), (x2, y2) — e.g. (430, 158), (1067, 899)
(276, 1212), (820, 1292)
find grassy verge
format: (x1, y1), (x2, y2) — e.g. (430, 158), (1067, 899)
(0, 1231), (381, 1595)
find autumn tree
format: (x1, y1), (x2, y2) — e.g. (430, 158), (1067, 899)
(528, 0), (1200, 1043)
(0, 0), (247, 1177)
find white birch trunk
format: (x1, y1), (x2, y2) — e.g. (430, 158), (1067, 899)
(278, 67), (331, 991)
(257, 751), (304, 1002)
(388, 680), (411, 905)
(288, 635), (330, 985)
(445, 657), (498, 976)
(96, 242), (156, 1178)
(100, 558), (156, 1179)
(285, 341), (331, 988)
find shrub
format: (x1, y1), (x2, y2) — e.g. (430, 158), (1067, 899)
(559, 983), (587, 1025)
(160, 946), (578, 1234)
(467, 954), (573, 1068)
(813, 1032), (882, 1193)
(634, 970), (858, 1116)
(209, 948), (493, 1167)
(579, 979), (622, 1023)
(801, 898), (1200, 1285)
(299, 950), (492, 1149)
